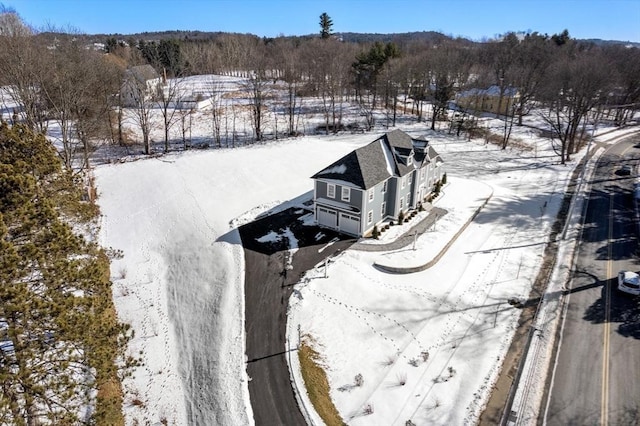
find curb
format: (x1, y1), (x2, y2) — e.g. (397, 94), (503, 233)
(373, 188), (494, 274)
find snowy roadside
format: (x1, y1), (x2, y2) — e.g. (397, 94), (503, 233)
(507, 128), (640, 425)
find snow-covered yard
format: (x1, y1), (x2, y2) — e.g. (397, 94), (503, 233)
(93, 74), (636, 425)
(287, 123), (573, 425)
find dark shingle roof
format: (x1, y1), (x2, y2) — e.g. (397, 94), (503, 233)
(311, 139), (392, 189)
(312, 129), (442, 189)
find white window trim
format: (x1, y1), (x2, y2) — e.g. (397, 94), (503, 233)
(341, 186), (350, 202)
(399, 196), (404, 210)
(327, 183), (335, 198)
(408, 173), (413, 184)
(368, 188), (374, 202)
(382, 180), (387, 193)
(367, 210), (373, 224)
(401, 176), (406, 189)
(381, 202), (386, 217)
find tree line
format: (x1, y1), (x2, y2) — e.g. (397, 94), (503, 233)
(0, 122), (134, 424)
(1, 7), (639, 163)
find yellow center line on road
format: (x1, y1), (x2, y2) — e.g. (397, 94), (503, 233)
(602, 194), (614, 426)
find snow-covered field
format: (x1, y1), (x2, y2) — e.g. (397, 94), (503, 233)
(287, 124), (575, 425)
(96, 130), (376, 425)
(91, 74), (638, 425)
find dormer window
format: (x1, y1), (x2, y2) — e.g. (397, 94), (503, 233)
(408, 155), (413, 166)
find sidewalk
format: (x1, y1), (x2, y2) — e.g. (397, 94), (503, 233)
(352, 205), (448, 252)
(353, 177), (493, 273)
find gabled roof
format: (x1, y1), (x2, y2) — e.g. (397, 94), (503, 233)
(312, 139), (392, 189)
(312, 129), (442, 190)
(125, 65), (160, 85)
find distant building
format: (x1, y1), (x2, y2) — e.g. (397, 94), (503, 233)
(455, 85), (520, 116)
(120, 65), (162, 107)
(311, 129), (444, 237)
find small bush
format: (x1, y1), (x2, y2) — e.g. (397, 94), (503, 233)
(372, 225), (379, 239)
(442, 172), (447, 184)
(355, 373), (364, 387)
(398, 210), (405, 224)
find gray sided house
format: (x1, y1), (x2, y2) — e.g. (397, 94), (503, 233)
(312, 129), (444, 237)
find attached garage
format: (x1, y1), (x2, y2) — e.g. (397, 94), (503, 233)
(339, 213), (361, 236)
(317, 207), (338, 229)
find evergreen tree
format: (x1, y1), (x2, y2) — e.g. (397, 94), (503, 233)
(0, 123), (130, 424)
(319, 12), (333, 39)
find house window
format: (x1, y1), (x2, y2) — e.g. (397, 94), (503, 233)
(341, 186), (350, 202)
(327, 183), (335, 198)
(401, 176), (406, 189)
(382, 180), (387, 193)
(399, 196), (404, 210)
(368, 188), (374, 202)
(408, 155), (413, 166)
(381, 202), (386, 217)
(421, 169), (426, 180)
(367, 210), (373, 224)
(408, 173), (413, 185)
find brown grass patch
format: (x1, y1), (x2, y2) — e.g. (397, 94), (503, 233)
(298, 338), (345, 426)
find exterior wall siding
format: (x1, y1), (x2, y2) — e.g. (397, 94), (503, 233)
(396, 172), (413, 214)
(362, 180), (387, 235)
(315, 180), (363, 210)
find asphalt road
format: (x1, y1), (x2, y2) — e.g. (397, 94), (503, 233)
(240, 207), (355, 426)
(544, 135), (640, 425)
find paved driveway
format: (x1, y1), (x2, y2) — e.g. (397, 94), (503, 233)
(239, 206), (355, 425)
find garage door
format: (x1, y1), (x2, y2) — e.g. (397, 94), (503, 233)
(317, 207), (337, 228)
(340, 213), (360, 236)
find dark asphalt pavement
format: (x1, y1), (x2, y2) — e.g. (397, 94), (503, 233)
(240, 207), (355, 425)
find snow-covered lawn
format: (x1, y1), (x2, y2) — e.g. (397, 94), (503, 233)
(93, 73), (637, 425)
(287, 124), (573, 425)
(95, 132), (378, 425)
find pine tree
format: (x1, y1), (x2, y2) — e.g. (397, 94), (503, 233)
(0, 123), (130, 424)
(319, 12), (333, 39)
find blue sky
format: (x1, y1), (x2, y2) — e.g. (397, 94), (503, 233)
(6, 0), (640, 42)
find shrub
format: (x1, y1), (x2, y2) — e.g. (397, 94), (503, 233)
(398, 210), (405, 224)
(442, 172), (447, 184)
(355, 373), (364, 387)
(372, 225), (379, 239)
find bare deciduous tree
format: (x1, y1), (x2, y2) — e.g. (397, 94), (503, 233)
(155, 74), (183, 152)
(539, 48), (611, 163)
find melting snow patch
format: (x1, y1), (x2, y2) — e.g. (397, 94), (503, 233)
(319, 164), (347, 175)
(256, 230), (282, 243)
(299, 212), (316, 226)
